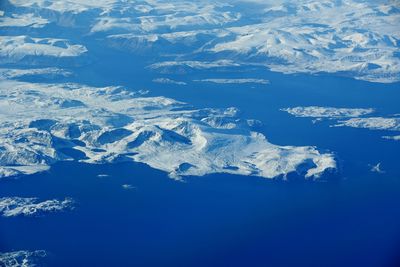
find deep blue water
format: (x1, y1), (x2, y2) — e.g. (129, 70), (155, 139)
(1, 48), (400, 266)
(1, 161), (400, 267)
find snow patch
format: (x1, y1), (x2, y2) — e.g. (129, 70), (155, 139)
(382, 135), (400, 141)
(0, 36), (87, 64)
(195, 78), (269, 85)
(153, 78), (187, 86)
(335, 117), (400, 131)
(0, 197), (74, 217)
(0, 250), (46, 267)
(282, 106), (375, 118)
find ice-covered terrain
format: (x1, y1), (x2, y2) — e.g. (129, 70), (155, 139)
(281, 106), (375, 118)
(0, 1), (399, 266)
(383, 135), (400, 141)
(0, 68), (72, 80)
(1, 0), (399, 82)
(195, 79), (270, 85)
(152, 78), (187, 86)
(148, 60), (241, 71)
(283, 106), (400, 140)
(209, 1), (400, 83)
(1, 0), (398, 181)
(0, 36), (87, 64)
(0, 197), (74, 217)
(0, 250), (46, 267)
(0, 79), (335, 180)
(335, 117), (400, 131)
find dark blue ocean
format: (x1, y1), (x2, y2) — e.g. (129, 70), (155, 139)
(1, 51), (400, 267)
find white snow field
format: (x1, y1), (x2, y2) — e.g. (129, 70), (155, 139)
(0, 197), (74, 217)
(0, 250), (46, 267)
(0, 79), (335, 180)
(1, 0), (399, 82)
(282, 106), (400, 140)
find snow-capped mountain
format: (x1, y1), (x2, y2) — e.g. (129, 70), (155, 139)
(0, 0), (357, 181)
(0, 79), (335, 179)
(1, 0), (399, 82)
(0, 0), (398, 179)
(1, 1), (399, 266)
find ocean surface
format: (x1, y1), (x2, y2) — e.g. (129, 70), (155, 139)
(1, 66), (400, 266)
